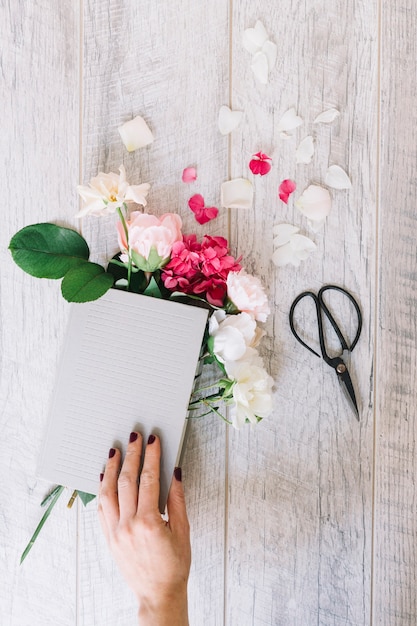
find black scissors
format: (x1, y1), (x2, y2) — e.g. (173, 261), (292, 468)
(289, 285), (362, 420)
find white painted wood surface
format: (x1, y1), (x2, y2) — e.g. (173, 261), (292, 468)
(1, 1), (416, 625)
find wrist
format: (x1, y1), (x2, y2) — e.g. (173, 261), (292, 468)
(137, 587), (189, 626)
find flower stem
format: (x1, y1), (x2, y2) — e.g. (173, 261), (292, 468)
(117, 206), (132, 291)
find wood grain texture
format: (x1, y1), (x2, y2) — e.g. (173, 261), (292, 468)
(227, 1), (377, 624)
(374, 1), (417, 624)
(78, 2), (230, 624)
(0, 1), (80, 625)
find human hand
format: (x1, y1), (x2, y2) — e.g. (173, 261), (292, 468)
(98, 432), (191, 626)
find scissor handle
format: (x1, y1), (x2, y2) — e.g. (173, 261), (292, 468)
(289, 285), (362, 363)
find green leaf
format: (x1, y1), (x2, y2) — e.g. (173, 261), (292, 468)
(61, 262), (114, 303)
(9, 223), (89, 278)
(20, 485), (65, 564)
(143, 276), (163, 298)
(77, 491), (96, 506)
(131, 248), (169, 272)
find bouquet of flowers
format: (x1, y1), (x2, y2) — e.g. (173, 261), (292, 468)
(9, 163), (274, 561)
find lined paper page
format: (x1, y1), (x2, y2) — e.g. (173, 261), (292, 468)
(37, 289), (208, 510)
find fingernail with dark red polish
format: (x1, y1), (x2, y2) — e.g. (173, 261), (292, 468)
(99, 473), (104, 482)
(148, 434), (156, 445)
(129, 432), (138, 443)
(108, 448), (116, 458)
(174, 467), (182, 482)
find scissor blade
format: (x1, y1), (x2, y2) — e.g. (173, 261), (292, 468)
(338, 368), (360, 421)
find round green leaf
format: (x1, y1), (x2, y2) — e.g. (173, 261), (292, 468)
(9, 223), (90, 279)
(61, 262), (114, 303)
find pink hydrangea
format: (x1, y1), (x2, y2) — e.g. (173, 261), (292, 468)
(161, 235), (241, 306)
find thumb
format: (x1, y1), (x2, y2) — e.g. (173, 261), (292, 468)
(167, 467), (189, 534)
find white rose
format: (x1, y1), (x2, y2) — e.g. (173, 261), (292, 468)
(209, 311), (262, 363)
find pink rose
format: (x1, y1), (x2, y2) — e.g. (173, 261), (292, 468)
(226, 270), (270, 322)
(117, 212), (182, 272)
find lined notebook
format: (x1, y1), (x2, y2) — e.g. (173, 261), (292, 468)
(37, 289), (208, 511)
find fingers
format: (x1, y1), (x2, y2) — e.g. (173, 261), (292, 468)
(166, 467), (190, 536)
(137, 435), (161, 517)
(99, 447), (121, 534)
(118, 431), (143, 522)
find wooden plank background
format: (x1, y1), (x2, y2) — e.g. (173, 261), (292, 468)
(1, 1), (416, 625)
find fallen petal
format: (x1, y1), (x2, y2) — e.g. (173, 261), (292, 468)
(221, 178), (254, 209)
(262, 40), (277, 72)
(278, 179), (296, 203)
(296, 136), (314, 164)
(188, 194), (218, 225)
(324, 165), (352, 189)
(272, 232), (316, 267)
(242, 20), (269, 54)
(182, 167), (197, 183)
(218, 105), (244, 135)
(249, 159), (272, 175)
(251, 52), (269, 84)
(277, 107), (303, 133)
(308, 218), (327, 232)
(188, 194), (205, 211)
(295, 184), (331, 221)
(272, 242), (299, 267)
(313, 108), (340, 124)
(118, 115), (154, 152)
(272, 223), (299, 247)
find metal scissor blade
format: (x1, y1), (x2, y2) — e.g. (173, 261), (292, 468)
(338, 368), (360, 421)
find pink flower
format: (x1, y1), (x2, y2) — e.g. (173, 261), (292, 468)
(278, 179), (296, 204)
(182, 167), (197, 183)
(226, 270), (270, 322)
(249, 152), (272, 176)
(117, 212), (182, 272)
(188, 194), (219, 225)
(161, 234), (241, 306)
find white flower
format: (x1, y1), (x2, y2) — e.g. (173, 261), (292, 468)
(225, 352), (274, 428)
(76, 165), (150, 218)
(209, 310), (263, 363)
(227, 270), (270, 322)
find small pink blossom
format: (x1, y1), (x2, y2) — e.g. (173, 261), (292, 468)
(161, 234), (241, 306)
(226, 270), (270, 322)
(182, 167), (197, 183)
(188, 194), (219, 225)
(278, 179), (296, 204)
(249, 152), (272, 176)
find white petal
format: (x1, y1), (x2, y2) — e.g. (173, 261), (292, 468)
(308, 218), (326, 232)
(221, 178), (254, 209)
(118, 115), (154, 152)
(124, 182), (151, 206)
(277, 107), (303, 133)
(290, 234), (317, 257)
(218, 105), (244, 135)
(272, 223), (299, 247)
(251, 52), (269, 84)
(324, 165), (352, 189)
(313, 108), (340, 124)
(295, 184), (332, 221)
(262, 40), (277, 72)
(296, 136), (314, 164)
(242, 20), (269, 54)
(272, 242), (301, 267)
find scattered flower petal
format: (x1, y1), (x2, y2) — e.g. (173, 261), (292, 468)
(242, 20), (269, 55)
(272, 223), (299, 247)
(277, 107), (303, 134)
(218, 105), (244, 135)
(182, 167), (197, 183)
(278, 179), (296, 204)
(249, 152), (272, 176)
(295, 184), (332, 221)
(221, 178), (254, 209)
(262, 40), (277, 72)
(188, 194), (218, 225)
(308, 218), (326, 232)
(296, 136), (314, 164)
(313, 108), (340, 124)
(272, 225), (317, 267)
(118, 115), (154, 152)
(251, 51), (269, 84)
(324, 165), (352, 189)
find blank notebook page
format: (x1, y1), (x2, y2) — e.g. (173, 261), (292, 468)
(37, 289), (208, 511)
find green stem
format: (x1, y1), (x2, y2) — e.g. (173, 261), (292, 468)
(201, 400), (232, 425)
(20, 485), (65, 564)
(117, 206), (132, 291)
(191, 382), (221, 395)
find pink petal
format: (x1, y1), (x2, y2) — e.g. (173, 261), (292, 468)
(188, 194), (218, 225)
(188, 194), (205, 211)
(250, 159), (272, 175)
(278, 179), (297, 204)
(253, 151), (271, 160)
(182, 167), (197, 183)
